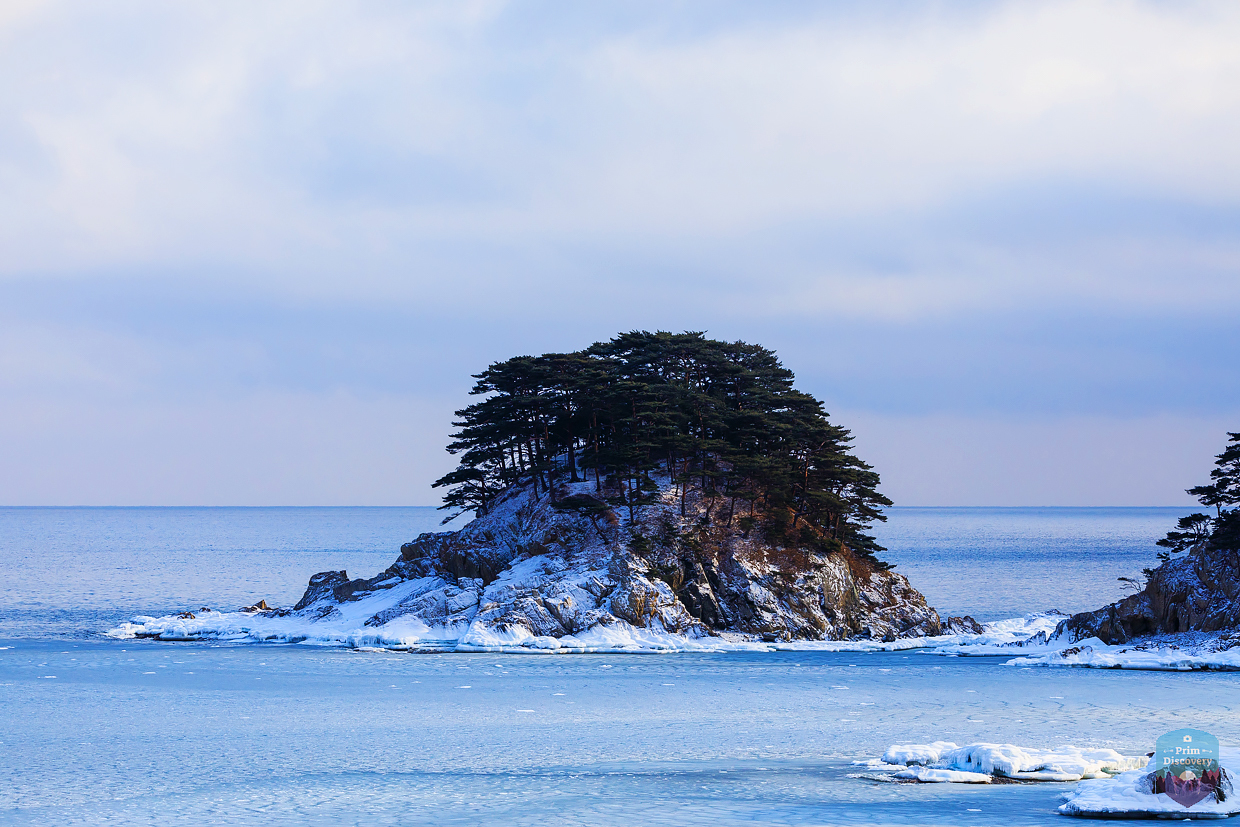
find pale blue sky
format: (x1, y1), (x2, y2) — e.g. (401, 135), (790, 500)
(1, 1), (1237, 505)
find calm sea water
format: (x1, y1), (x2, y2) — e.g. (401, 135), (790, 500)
(1, 506), (1223, 827)
(871, 507), (1192, 621)
(0, 507), (457, 640)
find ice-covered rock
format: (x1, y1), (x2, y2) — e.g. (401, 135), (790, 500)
(858, 742), (1145, 784)
(882, 741), (960, 766)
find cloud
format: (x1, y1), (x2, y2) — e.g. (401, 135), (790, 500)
(0, 1), (1236, 503)
(2, 3), (1239, 298)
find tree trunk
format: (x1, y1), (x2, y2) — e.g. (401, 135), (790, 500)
(567, 432), (580, 483)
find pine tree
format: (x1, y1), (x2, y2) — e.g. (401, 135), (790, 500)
(431, 331), (895, 565)
(1156, 432), (1240, 559)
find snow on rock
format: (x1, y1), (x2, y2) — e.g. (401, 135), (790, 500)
(1059, 752), (1240, 819)
(857, 742), (1145, 784)
(894, 766), (993, 784)
(758, 613), (1060, 653)
(882, 741), (960, 766)
(110, 477), (948, 651)
(1056, 541), (1240, 646)
(1011, 539), (1240, 672)
(937, 744), (1144, 781)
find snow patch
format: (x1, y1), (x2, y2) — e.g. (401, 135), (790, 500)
(896, 766), (993, 784)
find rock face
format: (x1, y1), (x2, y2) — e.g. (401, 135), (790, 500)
(292, 479), (943, 646)
(1057, 543), (1240, 645)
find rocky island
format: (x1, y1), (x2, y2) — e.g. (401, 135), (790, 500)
(116, 331), (961, 651)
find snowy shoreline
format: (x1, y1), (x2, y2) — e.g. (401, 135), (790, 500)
(106, 609), (1053, 655)
(106, 607), (1240, 670)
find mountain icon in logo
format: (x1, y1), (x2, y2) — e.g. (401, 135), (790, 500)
(1155, 729), (1221, 809)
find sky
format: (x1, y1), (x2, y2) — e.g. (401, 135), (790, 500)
(1, 0), (1238, 506)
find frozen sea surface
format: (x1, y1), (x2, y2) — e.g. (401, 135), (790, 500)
(0, 505), (1224, 826)
(5, 641), (1240, 826)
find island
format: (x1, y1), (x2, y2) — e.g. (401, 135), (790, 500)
(118, 331), (970, 651)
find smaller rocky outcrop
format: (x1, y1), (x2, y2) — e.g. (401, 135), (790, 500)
(1056, 543), (1240, 645)
(945, 616), (984, 635)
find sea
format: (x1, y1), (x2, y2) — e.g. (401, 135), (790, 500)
(3, 505), (1236, 826)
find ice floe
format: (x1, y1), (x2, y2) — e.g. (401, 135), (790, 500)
(853, 742), (1146, 784)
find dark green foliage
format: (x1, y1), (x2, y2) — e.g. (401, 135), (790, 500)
(433, 331), (893, 564)
(1214, 511), (1240, 553)
(1156, 513), (1214, 556)
(1156, 432), (1240, 562)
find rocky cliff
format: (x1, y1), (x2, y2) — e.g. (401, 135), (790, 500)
(291, 477), (942, 648)
(1055, 543), (1240, 645)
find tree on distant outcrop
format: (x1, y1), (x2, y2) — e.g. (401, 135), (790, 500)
(1191, 432), (1240, 516)
(1153, 432), (1240, 568)
(432, 331), (893, 565)
(1156, 513), (1215, 557)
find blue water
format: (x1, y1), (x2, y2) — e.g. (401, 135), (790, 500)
(872, 507), (1194, 621)
(0, 506), (460, 640)
(0, 506), (1226, 826)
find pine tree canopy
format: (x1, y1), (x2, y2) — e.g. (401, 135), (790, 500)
(432, 331), (893, 561)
